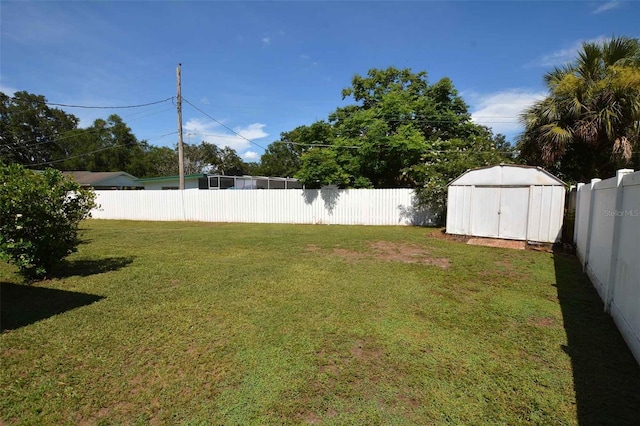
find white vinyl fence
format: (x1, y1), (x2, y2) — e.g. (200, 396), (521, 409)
(91, 188), (438, 226)
(574, 169), (640, 364)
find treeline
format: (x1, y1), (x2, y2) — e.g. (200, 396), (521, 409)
(0, 91), (257, 178)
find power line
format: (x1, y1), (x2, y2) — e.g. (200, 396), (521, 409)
(22, 131), (178, 167)
(275, 141), (360, 149)
(43, 97), (175, 109)
(182, 97), (267, 151)
(0, 106), (176, 149)
(275, 140), (518, 155)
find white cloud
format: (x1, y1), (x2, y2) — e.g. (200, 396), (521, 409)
(184, 119), (268, 152)
(529, 35), (607, 67)
(469, 89), (547, 136)
(0, 84), (17, 96)
(200, 97), (210, 105)
(300, 54), (309, 59)
(242, 151), (259, 161)
(184, 118), (219, 136)
(592, 1), (621, 14)
(261, 37), (271, 46)
(236, 123), (268, 140)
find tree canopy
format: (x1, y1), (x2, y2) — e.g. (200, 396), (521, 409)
(274, 67), (510, 212)
(0, 91), (79, 166)
(519, 36), (640, 181)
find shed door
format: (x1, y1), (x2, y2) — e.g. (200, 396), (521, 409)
(471, 187), (501, 238)
(498, 187), (530, 240)
(471, 186), (530, 240)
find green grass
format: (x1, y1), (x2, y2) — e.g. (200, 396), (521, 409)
(1, 220), (638, 425)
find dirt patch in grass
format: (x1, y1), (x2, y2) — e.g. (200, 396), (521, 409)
(529, 316), (558, 328)
(331, 241), (450, 268)
(467, 238), (526, 250)
(428, 229), (471, 243)
(332, 248), (368, 263)
(299, 412), (322, 424)
(350, 339), (384, 361)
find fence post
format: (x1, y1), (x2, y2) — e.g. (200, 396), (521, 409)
(573, 183), (584, 247)
(604, 169), (634, 313)
(581, 178), (601, 272)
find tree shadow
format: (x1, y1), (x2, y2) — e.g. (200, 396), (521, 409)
(302, 189), (319, 205)
(301, 188), (341, 215)
(49, 256), (135, 279)
(397, 195), (441, 226)
(1, 282), (105, 331)
(320, 188), (341, 214)
(553, 252), (640, 425)
(397, 203), (441, 226)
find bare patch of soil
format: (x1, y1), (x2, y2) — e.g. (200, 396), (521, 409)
(467, 238), (526, 250)
(330, 241), (450, 268)
(350, 339), (383, 361)
(298, 412), (322, 424)
(429, 229), (470, 243)
(529, 317), (557, 328)
(305, 244), (321, 252)
(332, 248), (368, 263)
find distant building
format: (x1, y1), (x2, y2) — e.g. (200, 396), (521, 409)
(198, 175), (303, 190)
(136, 174), (303, 190)
(135, 174), (202, 190)
(63, 171), (142, 190)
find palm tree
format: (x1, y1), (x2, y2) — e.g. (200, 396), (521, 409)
(519, 36), (640, 181)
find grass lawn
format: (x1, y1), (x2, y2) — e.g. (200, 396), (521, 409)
(1, 220), (639, 425)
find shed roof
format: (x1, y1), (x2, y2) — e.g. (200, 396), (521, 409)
(448, 164), (565, 187)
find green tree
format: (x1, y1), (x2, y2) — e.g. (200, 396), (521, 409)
(182, 142), (213, 175)
(59, 114), (146, 174)
(0, 91), (79, 166)
(519, 36), (640, 181)
(293, 67), (510, 213)
(180, 141), (249, 176)
(217, 146), (249, 175)
(141, 146), (179, 177)
(260, 121), (334, 177)
(0, 164), (96, 279)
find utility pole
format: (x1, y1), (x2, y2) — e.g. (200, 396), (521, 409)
(177, 63), (185, 190)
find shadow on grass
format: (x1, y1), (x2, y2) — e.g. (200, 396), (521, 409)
(1, 282), (104, 332)
(553, 253), (640, 425)
(49, 256), (134, 279)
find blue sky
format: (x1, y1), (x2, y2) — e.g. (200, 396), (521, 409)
(1, 1), (639, 161)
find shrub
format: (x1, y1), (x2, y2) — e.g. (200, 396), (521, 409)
(0, 164), (96, 279)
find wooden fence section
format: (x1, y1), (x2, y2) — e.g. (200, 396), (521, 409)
(91, 188), (438, 226)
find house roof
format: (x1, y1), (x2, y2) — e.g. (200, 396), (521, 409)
(63, 171), (139, 186)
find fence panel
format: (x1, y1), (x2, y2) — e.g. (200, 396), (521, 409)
(92, 188), (437, 226)
(574, 169), (640, 365)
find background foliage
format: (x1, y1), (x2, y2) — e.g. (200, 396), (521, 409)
(518, 36), (640, 182)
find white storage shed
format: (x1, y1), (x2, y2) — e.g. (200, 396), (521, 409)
(446, 165), (566, 243)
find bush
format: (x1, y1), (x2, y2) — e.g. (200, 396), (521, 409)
(0, 164), (96, 279)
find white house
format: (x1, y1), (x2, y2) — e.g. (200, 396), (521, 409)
(446, 164), (566, 243)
